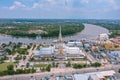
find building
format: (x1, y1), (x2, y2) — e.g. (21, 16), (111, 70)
(73, 70), (116, 80)
(55, 70), (116, 80)
(98, 33), (109, 41)
(107, 51), (120, 64)
(0, 53), (4, 59)
(113, 37), (120, 44)
(65, 47), (85, 59)
(67, 41), (83, 47)
(33, 46), (55, 58)
(33, 27), (86, 60)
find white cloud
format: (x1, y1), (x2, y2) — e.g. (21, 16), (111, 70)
(8, 1), (26, 10)
(108, 0), (120, 10)
(32, 3), (43, 9)
(81, 0), (90, 4)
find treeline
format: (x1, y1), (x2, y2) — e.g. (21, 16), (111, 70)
(41, 24), (84, 37)
(72, 62), (101, 69)
(0, 21), (85, 38)
(93, 23), (120, 30)
(0, 65), (35, 76)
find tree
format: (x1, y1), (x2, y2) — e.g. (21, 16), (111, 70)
(66, 60), (71, 67)
(23, 55), (26, 60)
(30, 68), (35, 73)
(46, 65), (51, 72)
(1, 43), (7, 48)
(7, 65), (14, 75)
(7, 65), (14, 71)
(118, 69), (120, 73)
(91, 62), (101, 67)
(6, 49), (12, 55)
(26, 63), (30, 68)
(72, 64), (86, 69)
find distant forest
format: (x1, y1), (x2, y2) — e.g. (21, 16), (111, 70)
(0, 19), (85, 38)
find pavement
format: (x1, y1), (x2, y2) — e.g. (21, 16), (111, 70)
(0, 64), (120, 80)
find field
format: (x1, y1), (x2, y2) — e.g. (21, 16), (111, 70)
(0, 62), (15, 72)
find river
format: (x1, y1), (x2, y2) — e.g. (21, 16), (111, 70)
(0, 24), (109, 44)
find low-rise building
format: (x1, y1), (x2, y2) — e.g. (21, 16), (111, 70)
(73, 70), (116, 80)
(113, 37), (120, 44)
(34, 46), (55, 58)
(56, 70), (116, 80)
(98, 33), (109, 41)
(67, 41), (83, 47)
(65, 47), (85, 59)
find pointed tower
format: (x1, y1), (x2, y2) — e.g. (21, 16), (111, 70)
(58, 26), (62, 42)
(58, 26), (63, 55)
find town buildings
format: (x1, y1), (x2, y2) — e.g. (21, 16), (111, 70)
(33, 26), (86, 60)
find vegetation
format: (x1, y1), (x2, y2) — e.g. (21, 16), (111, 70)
(91, 62), (101, 67)
(72, 64), (87, 69)
(0, 63), (35, 76)
(0, 19), (85, 38)
(16, 48), (28, 55)
(66, 60), (71, 67)
(118, 69), (120, 73)
(0, 62), (15, 72)
(72, 62), (101, 69)
(34, 64), (51, 72)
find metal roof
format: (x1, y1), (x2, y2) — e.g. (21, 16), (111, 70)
(34, 46), (55, 55)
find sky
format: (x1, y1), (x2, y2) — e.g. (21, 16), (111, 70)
(0, 0), (120, 19)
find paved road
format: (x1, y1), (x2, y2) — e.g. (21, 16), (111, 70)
(0, 64), (120, 80)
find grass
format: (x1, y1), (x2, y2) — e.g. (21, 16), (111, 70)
(0, 62), (15, 72)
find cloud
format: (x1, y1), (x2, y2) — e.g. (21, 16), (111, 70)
(7, 1), (26, 10)
(0, 0), (120, 19)
(81, 0), (90, 4)
(108, 0), (120, 10)
(32, 3), (43, 9)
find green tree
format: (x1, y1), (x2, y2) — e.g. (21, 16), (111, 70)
(7, 65), (14, 75)
(46, 65), (51, 72)
(6, 49), (12, 55)
(66, 60), (71, 67)
(91, 62), (101, 67)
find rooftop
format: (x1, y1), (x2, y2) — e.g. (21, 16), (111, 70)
(33, 46), (55, 55)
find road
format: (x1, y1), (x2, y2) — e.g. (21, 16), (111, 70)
(0, 64), (119, 80)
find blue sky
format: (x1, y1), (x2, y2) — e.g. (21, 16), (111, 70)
(0, 0), (120, 19)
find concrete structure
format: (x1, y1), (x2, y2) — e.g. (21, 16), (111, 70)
(113, 37), (120, 44)
(98, 33), (109, 41)
(34, 46), (55, 58)
(67, 41), (83, 47)
(58, 26), (63, 57)
(55, 70), (116, 80)
(73, 70), (116, 80)
(33, 27), (85, 59)
(66, 47), (85, 59)
(107, 51), (120, 63)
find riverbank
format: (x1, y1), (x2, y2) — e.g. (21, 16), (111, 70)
(0, 24), (109, 44)
(0, 20), (84, 38)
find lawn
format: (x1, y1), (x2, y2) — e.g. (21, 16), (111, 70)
(0, 62), (15, 72)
